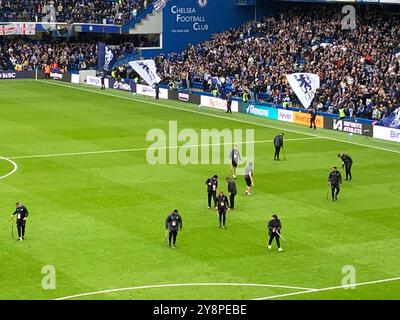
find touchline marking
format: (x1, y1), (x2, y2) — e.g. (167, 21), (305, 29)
(7, 137), (320, 160)
(54, 282), (316, 300)
(0, 156), (18, 180)
(253, 276), (400, 300)
(37, 80), (400, 155)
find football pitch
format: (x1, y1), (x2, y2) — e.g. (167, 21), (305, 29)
(1, 80), (399, 300)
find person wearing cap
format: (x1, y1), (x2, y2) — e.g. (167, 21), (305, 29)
(165, 209), (183, 248)
(267, 214), (283, 252)
(205, 174), (218, 209)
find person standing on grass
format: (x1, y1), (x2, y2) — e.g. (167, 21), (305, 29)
(226, 93), (233, 114)
(244, 162), (254, 196)
(226, 176), (237, 210)
(309, 107), (317, 129)
(216, 191), (230, 229)
(328, 166), (342, 201)
(229, 145), (241, 178)
(273, 133), (284, 160)
(165, 209), (183, 248)
(267, 214), (283, 252)
(11, 202), (29, 241)
(338, 153), (353, 181)
(205, 175), (218, 209)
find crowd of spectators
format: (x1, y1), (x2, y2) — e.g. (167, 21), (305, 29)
(157, 5), (400, 120)
(0, 0), (149, 24)
(0, 39), (136, 71)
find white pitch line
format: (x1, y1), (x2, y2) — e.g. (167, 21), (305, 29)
(54, 282), (316, 300)
(7, 137), (320, 160)
(253, 276), (400, 300)
(37, 80), (400, 155)
(0, 156), (18, 180)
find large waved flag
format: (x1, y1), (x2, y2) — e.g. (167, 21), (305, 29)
(286, 73), (320, 109)
(129, 60), (161, 86)
(98, 42), (116, 72)
(378, 107), (400, 129)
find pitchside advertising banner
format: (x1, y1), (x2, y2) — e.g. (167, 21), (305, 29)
(136, 84), (168, 99)
(324, 117), (373, 136)
(240, 103), (278, 120)
(201, 95), (239, 112)
(110, 79), (136, 92)
(0, 71), (34, 79)
(373, 125), (400, 143)
(293, 111), (324, 128)
(169, 90), (201, 104)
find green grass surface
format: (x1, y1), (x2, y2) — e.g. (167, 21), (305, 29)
(0, 80), (399, 300)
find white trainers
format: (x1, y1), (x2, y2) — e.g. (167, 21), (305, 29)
(278, 247), (284, 252)
(268, 245), (272, 250)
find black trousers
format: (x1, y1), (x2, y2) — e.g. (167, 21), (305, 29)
(310, 117), (316, 129)
(226, 103), (232, 114)
(208, 190), (217, 207)
(274, 146), (281, 160)
(230, 193), (236, 209)
(345, 164), (352, 180)
(17, 220), (26, 238)
(331, 185), (340, 199)
(218, 211), (226, 227)
(269, 233), (281, 248)
(169, 230), (178, 245)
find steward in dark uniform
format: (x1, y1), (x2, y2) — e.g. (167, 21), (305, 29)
(155, 82), (160, 100)
(226, 93), (233, 114)
(165, 209), (183, 248)
(11, 202), (29, 241)
(205, 175), (218, 209)
(338, 153), (353, 181)
(328, 167), (342, 201)
(226, 177), (237, 210)
(309, 108), (317, 129)
(267, 214), (283, 251)
(216, 191), (230, 228)
(229, 145), (241, 178)
(273, 133), (284, 160)
(100, 72), (106, 90)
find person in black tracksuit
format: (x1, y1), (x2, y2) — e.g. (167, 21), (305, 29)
(205, 175), (218, 209)
(273, 133), (284, 160)
(309, 108), (317, 129)
(155, 82), (160, 100)
(165, 209), (183, 248)
(328, 167), (342, 201)
(11, 202), (29, 241)
(100, 72), (106, 90)
(338, 153), (353, 181)
(267, 214), (283, 251)
(226, 93), (233, 114)
(216, 191), (230, 228)
(226, 177), (237, 210)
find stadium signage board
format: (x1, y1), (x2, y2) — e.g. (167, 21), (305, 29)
(0, 72), (16, 79)
(243, 104), (278, 119)
(169, 90), (201, 104)
(178, 93), (190, 102)
(200, 96), (239, 112)
(136, 84), (168, 99)
(373, 125), (400, 142)
(278, 109), (294, 123)
(112, 80), (134, 92)
(293, 111), (324, 128)
(0, 71), (34, 79)
(324, 117), (373, 136)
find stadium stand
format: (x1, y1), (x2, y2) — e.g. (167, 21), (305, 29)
(157, 5), (399, 120)
(0, 0), (149, 24)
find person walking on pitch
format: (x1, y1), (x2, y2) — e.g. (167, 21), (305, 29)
(216, 191), (230, 228)
(229, 145), (241, 178)
(205, 175), (218, 209)
(226, 176), (237, 210)
(338, 153), (353, 181)
(328, 167), (342, 201)
(11, 202), (29, 241)
(244, 162), (254, 196)
(165, 209), (183, 248)
(267, 214), (283, 252)
(273, 133), (284, 160)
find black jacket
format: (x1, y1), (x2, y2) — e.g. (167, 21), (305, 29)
(341, 154), (353, 167)
(205, 177), (218, 193)
(227, 179), (237, 195)
(165, 213), (182, 232)
(267, 219), (282, 236)
(328, 170), (342, 186)
(12, 205), (29, 221)
(274, 135), (284, 147)
(216, 194), (229, 212)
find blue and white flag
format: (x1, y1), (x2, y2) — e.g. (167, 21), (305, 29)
(98, 42), (116, 72)
(379, 107), (400, 129)
(129, 59), (161, 86)
(153, 0), (169, 12)
(286, 73), (320, 109)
